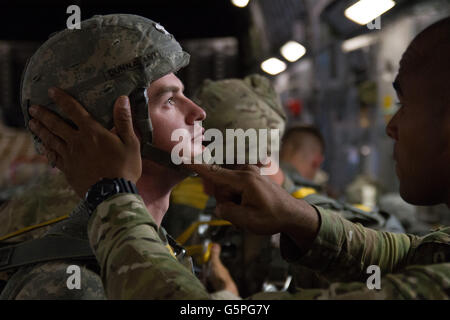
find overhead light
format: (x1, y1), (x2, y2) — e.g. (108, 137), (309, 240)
(231, 0), (250, 8)
(261, 58), (286, 75)
(345, 0), (396, 25)
(280, 41), (306, 62)
(342, 34), (377, 52)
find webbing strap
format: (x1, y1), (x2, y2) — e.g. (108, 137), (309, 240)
(142, 142), (196, 176)
(0, 236), (94, 272)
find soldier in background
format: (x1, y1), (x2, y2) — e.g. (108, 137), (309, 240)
(280, 125), (325, 191)
(0, 122), (76, 293)
(164, 75), (403, 297)
(0, 119), (51, 203)
(187, 75), (290, 297)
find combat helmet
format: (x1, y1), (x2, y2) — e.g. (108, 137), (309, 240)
(21, 14), (190, 169)
(193, 74), (286, 164)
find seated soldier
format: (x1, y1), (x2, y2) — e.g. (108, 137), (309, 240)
(0, 14), (223, 300)
(280, 125), (325, 191)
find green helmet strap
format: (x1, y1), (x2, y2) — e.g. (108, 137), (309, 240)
(129, 87), (153, 144)
(129, 87), (195, 176)
(141, 143), (196, 176)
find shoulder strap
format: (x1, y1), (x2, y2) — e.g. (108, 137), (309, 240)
(303, 193), (385, 227)
(0, 236), (94, 272)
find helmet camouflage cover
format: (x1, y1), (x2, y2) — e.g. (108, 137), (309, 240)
(193, 74), (286, 163)
(21, 14), (189, 164)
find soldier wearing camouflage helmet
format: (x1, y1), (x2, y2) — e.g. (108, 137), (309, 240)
(166, 74), (404, 297)
(1, 13), (206, 299)
(197, 74), (286, 164)
(162, 75), (288, 296)
(162, 74), (285, 235)
(193, 75), (291, 296)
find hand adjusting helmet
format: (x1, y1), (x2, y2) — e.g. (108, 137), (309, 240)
(21, 14), (190, 171)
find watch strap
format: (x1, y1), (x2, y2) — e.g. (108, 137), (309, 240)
(86, 178), (138, 213)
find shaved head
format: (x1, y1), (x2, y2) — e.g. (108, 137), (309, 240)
(387, 16), (450, 207)
(397, 17), (450, 115)
(280, 125), (325, 180)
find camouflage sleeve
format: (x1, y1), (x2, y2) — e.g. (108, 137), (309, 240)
(281, 206), (418, 282)
(87, 193), (210, 299)
(249, 262), (450, 299)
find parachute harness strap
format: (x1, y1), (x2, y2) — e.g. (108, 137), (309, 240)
(0, 215), (69, 242)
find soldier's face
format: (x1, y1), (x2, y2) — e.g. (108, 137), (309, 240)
(146, 73), (206, 161)
(386, 48), (450, 206)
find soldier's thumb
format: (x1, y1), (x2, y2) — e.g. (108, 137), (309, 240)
(113, 96), (136, 145)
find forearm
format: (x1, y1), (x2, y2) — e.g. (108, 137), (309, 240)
(281, 206), (417, 282)
(250, 262), (450, 299)
(87, 193), (210, 299)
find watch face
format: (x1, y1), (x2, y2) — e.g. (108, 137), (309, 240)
(100, 183), (118, 197)
(87, 179), (120, 206)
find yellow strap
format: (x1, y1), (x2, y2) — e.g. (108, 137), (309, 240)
(185, 242), (213, 265)
(0, 214), (70, 241)
(171, 177), (209, 210)
(165, 244), (177, 259)
(291, 187), (317, 199)
(352, 204), (373, 212)
(176, 220), (232, 245)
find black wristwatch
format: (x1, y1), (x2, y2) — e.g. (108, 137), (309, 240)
(85, 178), (139, 213)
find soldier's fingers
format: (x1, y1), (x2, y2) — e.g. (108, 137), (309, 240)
(215, 202), (252, 226)
(43, 147), (65, 170)
(184, 164), (244, 192)
(113, 96), (139, 147)
(29, 119), (68, 159)
(48, 87), (94, 129)
(29, 105), (76, 143)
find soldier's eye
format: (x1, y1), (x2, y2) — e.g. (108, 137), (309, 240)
(167, 97), (175, 105)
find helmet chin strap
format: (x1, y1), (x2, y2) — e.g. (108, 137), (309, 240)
(141, 142), (196, 176)
(129, 87), (196, 176)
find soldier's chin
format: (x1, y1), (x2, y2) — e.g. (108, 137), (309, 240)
(191, 145), (205, 160)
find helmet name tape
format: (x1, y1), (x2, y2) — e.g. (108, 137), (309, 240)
(106, 52), (159, 79)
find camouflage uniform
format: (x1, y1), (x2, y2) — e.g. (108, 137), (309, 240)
(0, 122), (50, 203)
(2, 13), (191, 299)
(88, 193), (450, 299)
(280, 162), (323, 192)
(0, 170), (78, 243)
(0, 169), (80, 290)
(0, 193), (107, 299)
